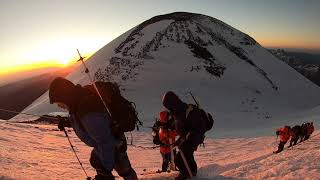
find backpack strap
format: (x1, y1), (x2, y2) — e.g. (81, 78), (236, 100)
(186, 104), (210, 120)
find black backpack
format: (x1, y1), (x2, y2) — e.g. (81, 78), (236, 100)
(151, 119), (161, 145)
(86, 81), (142, 135)
(186, 104), (214, 132)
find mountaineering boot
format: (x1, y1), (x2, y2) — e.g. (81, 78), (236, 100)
(175, 173), (192, 180)
(94, 171), (115, 180)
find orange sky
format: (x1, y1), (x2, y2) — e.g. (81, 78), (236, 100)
(0, 0), (319, 76)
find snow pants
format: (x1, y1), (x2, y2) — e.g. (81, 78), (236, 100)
(304, 135), (311, 141)
(289, 137), (299, 147)
(275, 141), (286, 153)
(161, 152), (171, 172)
(90, 141), (137, 180)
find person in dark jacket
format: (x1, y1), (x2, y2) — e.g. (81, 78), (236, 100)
(289, 125), (302, 147)
(162, 91), (206, 180)
(49, 77), (137, 180)
(305, 122), (314, 140)
(300, 122), (308, 142)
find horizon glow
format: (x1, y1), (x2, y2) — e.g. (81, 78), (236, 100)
(0, 0), (319, 75)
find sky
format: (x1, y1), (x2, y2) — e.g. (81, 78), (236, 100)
(0, 0), (319, 76)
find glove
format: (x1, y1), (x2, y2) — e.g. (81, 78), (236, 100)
(57, 117), (70, 131)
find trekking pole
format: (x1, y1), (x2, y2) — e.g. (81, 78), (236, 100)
(63, 127), (92, 180)
(189, 92), (200, 108)
(169, 137), (176, 171)
(176, 147), (193, 177)
(76, 49), (112, 118)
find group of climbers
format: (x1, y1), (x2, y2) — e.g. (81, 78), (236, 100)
(49, 77), (214, 180)
(274, 122), (315, 153)
(49, 76), (317, 179)
(152, 91), (214, 179)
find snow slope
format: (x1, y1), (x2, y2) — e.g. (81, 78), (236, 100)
(19, 12), (320, 137)
(0, 121), (319, 180)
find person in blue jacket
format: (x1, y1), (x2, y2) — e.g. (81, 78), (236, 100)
(49, 77), (137, 180)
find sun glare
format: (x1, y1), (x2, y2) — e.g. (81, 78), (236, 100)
(58, 58), (72, 66)
(22, 37), (103, 66)
(1, 36), (110, 75)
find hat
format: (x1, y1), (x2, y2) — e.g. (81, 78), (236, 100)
(49, 77), (76, 104)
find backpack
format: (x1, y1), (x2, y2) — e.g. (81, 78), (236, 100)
(186, 104), (214, 132)
(86, 81), (142, 135)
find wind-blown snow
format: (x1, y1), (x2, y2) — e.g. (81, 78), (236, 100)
(0, 121), (319, 180)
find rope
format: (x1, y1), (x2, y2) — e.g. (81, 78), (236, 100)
(128, 144), (160, 150)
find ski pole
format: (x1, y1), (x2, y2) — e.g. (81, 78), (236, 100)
(189, 92), (200, 108)
(76, 49), (112, 118)
(177, 147), (193, 177)
(169, 137), (176, 171)
(63, 128), (91, 180)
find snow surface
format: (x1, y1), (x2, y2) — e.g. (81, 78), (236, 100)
(0, 121), (319, 180)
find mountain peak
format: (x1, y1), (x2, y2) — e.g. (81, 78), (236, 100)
(101, 12), (274, 88)
(114, 12), (258, 59)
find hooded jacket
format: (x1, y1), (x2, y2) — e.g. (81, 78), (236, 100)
(307, 123), (314, 135)
(162, 91), (206, 148)
(63, 85), (121, 171)
(277, 126), (291, 142)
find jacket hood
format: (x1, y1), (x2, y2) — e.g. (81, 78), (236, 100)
(162, 91), (186, 113)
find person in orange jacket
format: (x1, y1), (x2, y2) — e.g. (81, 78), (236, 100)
(158, 110), (177, 172)
(274, 125), (291, 153)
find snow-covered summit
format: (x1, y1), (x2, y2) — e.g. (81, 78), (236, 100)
(20, 12), (320, 137)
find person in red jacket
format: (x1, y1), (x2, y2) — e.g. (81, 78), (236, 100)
(274, 126), (291, 153)
(158, 110), (177, 172)
(305, 122), (315, 140)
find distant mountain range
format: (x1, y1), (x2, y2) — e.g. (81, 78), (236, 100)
(269, 49), (320, 86)
(0, 67), (62, 87)
(0, 66), (74, 120)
